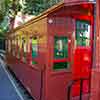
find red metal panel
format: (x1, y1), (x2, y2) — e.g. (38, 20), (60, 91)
(91, 0), (100, 100)
(95, 0), (100, 71)
(6, 2), (95, 100)
(73, 47), (91, 79)
(7, 55), (42, 100)
(64, 0), (94, 3)
(47, 8), (74, 100)
(45, 72), (72, 100)
(72, 47), (91, 96)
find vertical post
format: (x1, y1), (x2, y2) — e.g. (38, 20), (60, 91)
(39, 69), (43, 100)
(67, 86), (71, 100)
(80, 79), (83, 100)
(88, 77), (91, 100)
(39, 65), (45, 100)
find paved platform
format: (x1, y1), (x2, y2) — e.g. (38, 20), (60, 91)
(0, 53), (24, 100)
(0, 51), (34, 100)
(0, 65), (23, 100)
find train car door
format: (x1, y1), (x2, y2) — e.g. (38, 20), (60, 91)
(74, 20), (92, 78)
(72, 20), (92, 97)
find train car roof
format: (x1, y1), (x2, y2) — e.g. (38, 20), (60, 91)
(6, 0), (96, 36)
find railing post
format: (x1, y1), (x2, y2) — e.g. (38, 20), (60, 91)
(67, 78), (89, 100)
(80, 79), (83, 100)
(67, 86), (71, 100)
(88, 77), (91, 100)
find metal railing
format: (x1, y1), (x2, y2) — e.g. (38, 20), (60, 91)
(67, 78), (90, 100)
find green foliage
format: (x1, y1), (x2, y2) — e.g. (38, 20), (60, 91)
(0, 0), (10, 38)
(23, 0), (44, 15)
(23, 0), (61, 15)
(0, 0), (22, 33)
(0, 12), (4, 22)
(7, 0), (22, 17)
(0, 0), (61, 38)
(0, 15), (9, 38)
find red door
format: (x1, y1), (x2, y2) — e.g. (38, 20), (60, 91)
(72, 20), (92, 97)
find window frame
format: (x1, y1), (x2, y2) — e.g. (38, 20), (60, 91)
(53, 36), (70, 70)
(76, 20), (91, 47)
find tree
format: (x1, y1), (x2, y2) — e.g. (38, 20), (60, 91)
(0, 12), (4, 23)
(23, 0), (61, 15)
(0, 0), (22, 31)
(7, 0), (22, 29)
(0, 0), (61, 36)
(23, 0), (45, 15)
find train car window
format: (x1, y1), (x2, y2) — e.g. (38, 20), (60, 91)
(17, 37), (20, 59)
(31, 37), (38, 65)
(5, 40), (8, 52)
(76, 20), (90, 46)
(8, 39), (11, 53)
(12, 39), (15, 56)
(27, 37), (30, 53)
(14, 39), (16, 56)
(15, 39), (17, 56)
(53, 36), (69, 70)
(32, 37), (38, 58)
(54, 37), (68, 59)
(7, 40), (9, 52)
(22, 37), (27, 62)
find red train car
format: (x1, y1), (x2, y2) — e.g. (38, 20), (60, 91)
(90, 0), (100, 100)
(6, 0), (96, 100)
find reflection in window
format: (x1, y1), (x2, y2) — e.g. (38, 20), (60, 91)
(22, 37), (27, 62)
(8, 40), (11, 53)
(54, 37), (68, 59)
(5, 40), (8, 51)
(53, 36), (69, 70)
(31, 37), (38, 65)
(17, 37), (20, 59)
(12, 39), (15, 56)
(76, 20), (90, 46)
(32, 37), (38, 58)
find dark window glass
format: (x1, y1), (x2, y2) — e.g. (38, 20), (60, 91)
(53, 62), (69, 70)
(22, 37), (27, 62)
(54, 37), (68, 59)
(32, 37), (38, 58)
(53, 36), (69, 70)
(76, 20), (90, 46)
